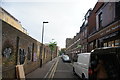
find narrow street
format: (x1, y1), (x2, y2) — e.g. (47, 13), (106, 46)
(52, 57), (80, 79)
(1, 1), (120, 79)
(26, 57), (81, 79)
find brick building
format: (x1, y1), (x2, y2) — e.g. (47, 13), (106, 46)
(88, 2), (120, 51)
(66, 2), (120, 60)
(66, 38), (72, 48)
(87, 2), (104, 51)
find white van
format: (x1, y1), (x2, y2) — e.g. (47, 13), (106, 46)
(73, 53), (91, 80)
(73, 47), (120, 80)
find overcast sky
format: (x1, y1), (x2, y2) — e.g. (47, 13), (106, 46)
(1, 0), (98, 48)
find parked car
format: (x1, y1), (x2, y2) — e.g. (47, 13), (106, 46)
(61, 55), (71, 62)
(73, 47), (120, 80)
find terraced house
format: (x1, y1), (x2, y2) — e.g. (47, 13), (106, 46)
(66, 1), (120, 60)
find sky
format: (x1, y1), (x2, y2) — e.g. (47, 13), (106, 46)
(1, 0), (98, 48)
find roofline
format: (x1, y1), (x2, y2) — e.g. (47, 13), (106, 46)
(0, 7), (21, 23)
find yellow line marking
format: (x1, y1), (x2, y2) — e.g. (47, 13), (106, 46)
(51, 58), (59, 78)
(48, 57), (59, 79)
(44, 60), (56, 78)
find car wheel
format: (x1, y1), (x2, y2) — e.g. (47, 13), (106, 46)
(82, 74), (86, 80)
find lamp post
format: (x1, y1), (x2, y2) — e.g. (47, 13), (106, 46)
(40, 21), (48, 67)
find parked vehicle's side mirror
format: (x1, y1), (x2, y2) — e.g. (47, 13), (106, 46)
(73, 59), (77, 62)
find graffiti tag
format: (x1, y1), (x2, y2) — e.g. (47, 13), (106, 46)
(3, 47), (12, 58)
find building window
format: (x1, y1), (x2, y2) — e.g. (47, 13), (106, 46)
(84, 19), (88, 26)
(112, 41), (114, 47)
(104, 42), (108, 47)
(115, 39), (120, 46)
(98, 12), (103, 29)
(89, 42), (93, 51)
(108, 41), (112, 47)
(116, 1), (120, 20)
(85, 44), (87, 52)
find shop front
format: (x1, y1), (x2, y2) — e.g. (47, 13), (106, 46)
(88, 20), (120, 51)
(100, 31), (120, 47)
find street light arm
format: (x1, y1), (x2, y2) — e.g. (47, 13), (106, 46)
(43, 22), (49, 23)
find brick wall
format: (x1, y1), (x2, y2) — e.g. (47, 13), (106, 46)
(2, 20), (53, 78)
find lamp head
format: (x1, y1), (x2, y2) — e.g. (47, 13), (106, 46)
(43, 22), (49, 23)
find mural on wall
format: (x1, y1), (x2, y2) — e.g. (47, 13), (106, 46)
(37, 45), (40, 59)
(19, 49), (26, 64)
(3, 47), (12, 58)
(27, 45), (37, 62)
(2, 40), (15, 66)
(33, 53), (37, 61)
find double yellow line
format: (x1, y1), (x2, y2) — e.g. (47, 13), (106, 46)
(44, 57), (59, 79)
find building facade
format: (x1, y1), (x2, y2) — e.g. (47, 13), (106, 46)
(66, 2), (120, 60)
(88, 2), (120, 51)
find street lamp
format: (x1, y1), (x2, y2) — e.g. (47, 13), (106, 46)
(40, 21), (48, 67)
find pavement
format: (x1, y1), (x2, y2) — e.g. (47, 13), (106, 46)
(26, 57), (58, 79)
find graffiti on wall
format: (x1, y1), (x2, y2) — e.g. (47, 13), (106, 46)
(19, 49), (26, 64)
(2, 40), (15, 66)
(33, 53), (37, 61)
(2, 40), (14, 58)
(3, 47), (12, 58)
